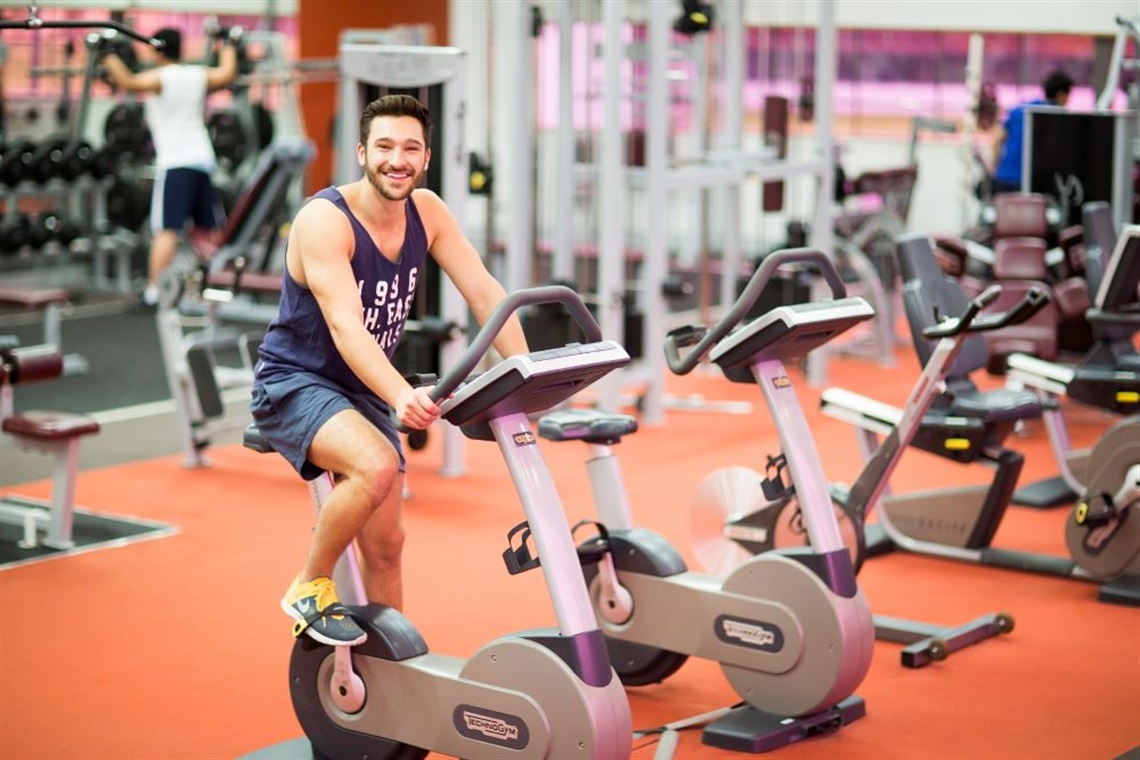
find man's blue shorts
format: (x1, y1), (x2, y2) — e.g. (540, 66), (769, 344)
(250, 370), (405, 481)
(150, 166), (225, 234)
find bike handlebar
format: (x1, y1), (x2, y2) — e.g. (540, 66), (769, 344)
(922, 285), (1050, 339)
(665, 248), (847, 375)
(428, 285), (600, 404)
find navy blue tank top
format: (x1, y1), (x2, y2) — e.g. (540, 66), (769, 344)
(255, 186), (429, 396)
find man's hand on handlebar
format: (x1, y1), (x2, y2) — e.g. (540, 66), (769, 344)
(395, 385), (441, 430)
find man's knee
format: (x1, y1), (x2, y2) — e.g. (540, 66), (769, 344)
(342, 441), (402, 500)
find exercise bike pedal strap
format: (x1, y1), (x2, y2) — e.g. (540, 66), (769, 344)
(291, 602), (354, 639)
(570, 518), (612, 567)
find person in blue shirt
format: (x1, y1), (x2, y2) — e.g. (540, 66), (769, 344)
(991, 70), (1073, 194)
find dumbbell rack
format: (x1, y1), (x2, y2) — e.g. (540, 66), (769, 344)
(0, 152), (137, 294)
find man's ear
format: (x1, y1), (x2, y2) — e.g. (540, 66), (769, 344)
(356, 142), (366, 166)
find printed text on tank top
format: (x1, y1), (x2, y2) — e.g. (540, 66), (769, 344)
(336, 190), (423, 352)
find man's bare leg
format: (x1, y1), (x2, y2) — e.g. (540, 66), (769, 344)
(303, 409), (402, 587)
(148, 229), (180, 288)
(355, 472), (407, 609)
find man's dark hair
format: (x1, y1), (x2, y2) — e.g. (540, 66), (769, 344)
(1043, 70), (1073, 102)
(153, 28), (182, 61)
(358, 94), (433, 147)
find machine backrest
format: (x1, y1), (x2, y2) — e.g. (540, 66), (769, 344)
(896, 234), (986, 379)
(1096, 226), (1140, 311)
(213, 138), (317, 272)
(1082, 201), (1119, 298)
(993, 192), (1048, 240)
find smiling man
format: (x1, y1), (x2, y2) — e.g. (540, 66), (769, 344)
(251, 94), (528, 645)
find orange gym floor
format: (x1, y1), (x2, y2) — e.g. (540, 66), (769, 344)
(1, 344), (1138, 760)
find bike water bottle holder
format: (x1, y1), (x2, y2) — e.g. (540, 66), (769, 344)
(502, 520), (541, 575)
(762, 453), (795, 501)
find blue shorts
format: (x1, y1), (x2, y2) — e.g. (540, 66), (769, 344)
(151, 166), (225, 234)
(250, 370), (405, 481)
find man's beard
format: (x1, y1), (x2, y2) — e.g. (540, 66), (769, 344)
(364, 161), (421, 201)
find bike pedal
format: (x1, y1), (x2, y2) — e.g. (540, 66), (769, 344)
(575, 537), (609, 566)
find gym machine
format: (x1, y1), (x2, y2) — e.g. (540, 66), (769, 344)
(155, 139), (313, 468)
(240, 287), (634, 760)
(821, 236), (1140, 606)
(1007, 212), (1139, 507)
(541, 249), (875, 753)
(0, 341), (100, 552)
(688, 260), (1049, 665)
(1022, 107), (1136, 229)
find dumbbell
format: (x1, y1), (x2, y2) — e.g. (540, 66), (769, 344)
(0, 216), (32, 255)
(28, 137), (70, 185)
(43, 214), (82, 247)
(58, 141), (95, 181)
(25, 213), (83, 250)
(0, 140), (37, 187)
(53, 216), (82, 247)
(25, 215), (54, 250)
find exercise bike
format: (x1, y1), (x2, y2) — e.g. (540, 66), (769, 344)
(242, 287), (634, 760)
(541, 249), (876, 753)
(686, 267), (1051, 665)
(707, 236), (1139, 607)
(1005, 218), (1140, 507)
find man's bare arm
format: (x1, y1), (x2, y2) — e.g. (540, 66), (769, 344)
(991, 126), (1007, 177)
(416, 190), (530, 360)
(205, 44), (239, 92)
(102, 53), (161, 94)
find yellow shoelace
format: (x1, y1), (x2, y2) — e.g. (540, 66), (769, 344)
(305, 577), (340, 614)
(291, 577), (347, 640)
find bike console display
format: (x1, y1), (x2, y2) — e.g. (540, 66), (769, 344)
(442, 342), (630, 440)
(710, 298), (875, 373)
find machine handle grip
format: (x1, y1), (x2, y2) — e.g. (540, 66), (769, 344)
(969, 286), (1051, 332)
(923, 285), (1050, 339)
(662, 324), (708, 374)
(922, 285), (1000, 338)
(393, 374), (441, 435)
(665, 248), (846, 375)
(429, 285), (600, 404)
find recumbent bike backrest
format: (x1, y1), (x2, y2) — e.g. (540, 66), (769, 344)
(897, 234), (988, 384)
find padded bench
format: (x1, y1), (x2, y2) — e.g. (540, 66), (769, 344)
(0, 286), (69, 345)
(0, 287), (89, 376)
(0, 343), (101, 549)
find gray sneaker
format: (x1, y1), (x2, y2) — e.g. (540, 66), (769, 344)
(281, 576), (367, 646)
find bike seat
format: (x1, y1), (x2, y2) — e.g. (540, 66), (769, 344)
(537, 408), (638, 445)
(941, 385), (1044, 423)
(242, 422), (275, 454)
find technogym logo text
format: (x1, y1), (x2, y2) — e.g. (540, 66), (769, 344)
(453, 705), (529, 749)
(714, 614), (784, 652)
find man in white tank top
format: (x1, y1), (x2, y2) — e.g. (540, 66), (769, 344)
(101, 28), (238, 307)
